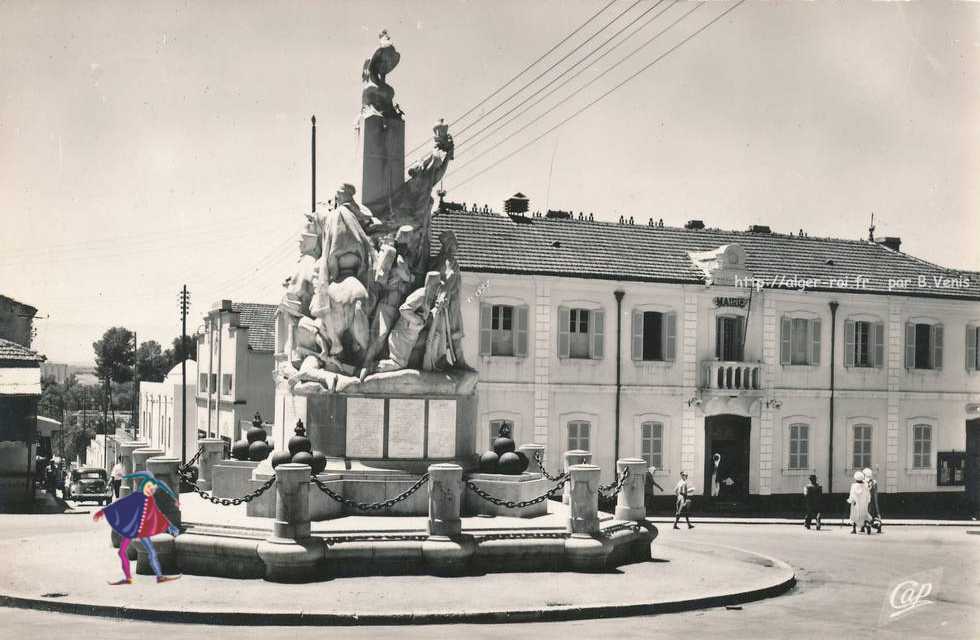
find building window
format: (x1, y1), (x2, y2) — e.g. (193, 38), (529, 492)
(905, 322), (943, 370)
(479, 304), (528, 357)
(716, 315), (744, 361)
(558, 307), (604, 360)
(640, 421), (663, 468)
(210, 373), (217, 394)
(567, 420), (591, 452)
(199, 373), (208, 392)
(788, 423), (809, 470)
(489, 419), (513, 449)
(222, 373), (233, 396)
(965, 325), (979, 371)
(780, 316), (821, 366)
(912, 424), (932, 469)
(853, 424), (872, 470)
(632, 311), (676, 362)
(845, 320), (884, 368)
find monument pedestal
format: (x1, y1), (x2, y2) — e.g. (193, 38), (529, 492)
(359, 112), (404, 213)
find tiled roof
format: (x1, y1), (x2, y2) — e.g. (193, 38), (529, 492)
(231, 303), (277, 352)
(0, 294), (37, 314)
(0, 338), (43, 363)
(430, 212), (980, 300)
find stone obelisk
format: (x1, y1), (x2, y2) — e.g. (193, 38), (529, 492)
(358, 29), (405, 215)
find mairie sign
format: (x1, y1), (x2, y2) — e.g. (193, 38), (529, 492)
(713, 296), (748, 308)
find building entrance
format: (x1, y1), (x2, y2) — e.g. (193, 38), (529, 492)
(704, 414), (750, 500)
(966, 419), (980, 516)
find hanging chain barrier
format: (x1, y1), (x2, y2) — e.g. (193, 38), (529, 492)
(309, 472), (430, 511)
(598, 466), (631, 497)
(599, 522), (643, 538)
(176, 462), (276, 506)
(532, 450), (565, 482)
(465, 474), (568, 510)
(177, 446), (205, 475)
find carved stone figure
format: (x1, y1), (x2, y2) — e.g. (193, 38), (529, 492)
(377, 271), (441, 373)
(361, 29), (402, 119)
(278, 215), (321, 367)
(361, 225), (417, 378)
(423, 230), (465, 371)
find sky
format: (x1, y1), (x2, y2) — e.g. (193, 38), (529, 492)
(1, 1), (978, 365)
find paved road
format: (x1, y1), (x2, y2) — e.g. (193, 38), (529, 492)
(0, 516), (976, 639)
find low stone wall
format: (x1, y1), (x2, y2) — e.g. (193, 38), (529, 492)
(463, 472), (550, 518)
(211, 460), (259, 499)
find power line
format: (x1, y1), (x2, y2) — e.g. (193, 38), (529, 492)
(402, 0), (621, 159)
(456, 0), (675, 158)
(449, 0), (746, 192)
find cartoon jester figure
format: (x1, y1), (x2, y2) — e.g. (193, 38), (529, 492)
(93, 471), (182, 584)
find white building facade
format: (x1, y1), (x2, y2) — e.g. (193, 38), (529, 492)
(432, 210), (980, 512)
(139, 361), (198, 460)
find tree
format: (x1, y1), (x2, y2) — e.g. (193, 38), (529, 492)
(165, 332), (199, 368)
(135, 340), (170, 382)
(93, 327), (135, 435)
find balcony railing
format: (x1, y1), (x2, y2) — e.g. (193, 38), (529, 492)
(702, 361), (764, 391)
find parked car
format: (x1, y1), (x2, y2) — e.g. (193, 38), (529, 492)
(66, 467), (112, 505)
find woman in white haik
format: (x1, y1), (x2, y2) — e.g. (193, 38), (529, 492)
(847, 470), (872, 534)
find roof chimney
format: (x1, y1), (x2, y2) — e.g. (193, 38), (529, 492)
(684, 219), (705, 230)
(748, 224), (772, 234)
(504, 193), (529, 214)
(875, 236), (902, 252)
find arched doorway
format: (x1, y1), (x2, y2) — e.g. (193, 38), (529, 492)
(704, 414), (751, 501)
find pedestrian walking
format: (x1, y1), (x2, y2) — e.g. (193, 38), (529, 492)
(93, 471), (181, 584)
(673, 471), (695, 529)
(863, 467), (882, 533)
(110, 457), (125, 500)
(803, 474), (823, 530)
(846, 470), (872, 534)
(645, 466), (664, 514)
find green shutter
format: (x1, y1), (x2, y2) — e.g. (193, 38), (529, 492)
(873, 322), (885, 368)
(810, 318), (821, 365)
(780, 317), (791, 364)
(932, 324), (943, 370)
(558, 306), (570, 358)
(479, 304), (492, 356)
(905, 323), (915, 368)
(513, 305), (528, 357)
(591, 309), (605, 360)
(967, 325), (977, 371)
(665, 311), (677, 361)
(631, 310), (643, 361)
(844, 320), (855, 367)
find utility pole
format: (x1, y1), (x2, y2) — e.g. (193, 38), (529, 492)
(132, 331), (138, 438)
(179, 285), (191, 464)
(311, 114), (317, 214)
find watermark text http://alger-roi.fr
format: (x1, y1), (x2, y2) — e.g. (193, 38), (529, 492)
(734, 274), (971, 293)
(878, 568), (943, 626)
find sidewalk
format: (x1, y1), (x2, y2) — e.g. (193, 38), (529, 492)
(646, 515), (979, 526)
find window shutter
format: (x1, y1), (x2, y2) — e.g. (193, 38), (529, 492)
(780, 317), (791, 365)
(932, 324), (943, 370)
(665, 311), (677, 361)
(967, 325), (977, 371)
(590, 309), (605, 359)
(810, 318), (821, 365)
(716, 317), (724, 359)
(844, 320), (855, 368)
(513, 305), (528, 357)
(873, 322), (885, 368)
(631, 310), (643, 361)
(904, 323), (915, 368)
(736, 316), (745, 361)
(558, 306), (570, 359)
(479, 304), (492, 356)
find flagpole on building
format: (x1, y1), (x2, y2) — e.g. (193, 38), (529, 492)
(311, 114), (317, 214)
(179, 285), (190, 464)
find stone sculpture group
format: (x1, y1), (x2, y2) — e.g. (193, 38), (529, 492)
(275, 31), (467, 395)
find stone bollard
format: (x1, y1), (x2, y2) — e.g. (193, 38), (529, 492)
(256, 463), (324, 582)
(564, 463), (608, 571)
(518, 443), (545, 475)
(562, 449), (592, 504)
(427, 463), (462, 537)
(110, 441), (146, 549)
(146, 456), (182, 529)
(196, 438), (226, 491)
(422, 463), (473, 575)
(614, 458), (648, 522)
(131, 448), (164, 489)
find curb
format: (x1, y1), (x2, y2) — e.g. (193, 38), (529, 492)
(0, 549), (795, 626)
(645, 518), (979, 527)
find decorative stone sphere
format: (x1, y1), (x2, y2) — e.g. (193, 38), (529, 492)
(270, 450), (293, 468)
(514, 450), (530, 473)
(498, 451), (523, 474)
(492, 436), (516, 456)
(247, 440), (270, 461)
(246, 425), (267, 444)
(479, 450), (499, 473)
(291, 451), (314, 468)
(310, 450), (327, 475)
(231, 439), (250, 461)
(288, 420), (313, 456)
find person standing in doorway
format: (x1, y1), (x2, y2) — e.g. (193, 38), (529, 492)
(673, 471), (695, 529)
(110, 457), (125, 500)
(803, 474), (823, 530)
